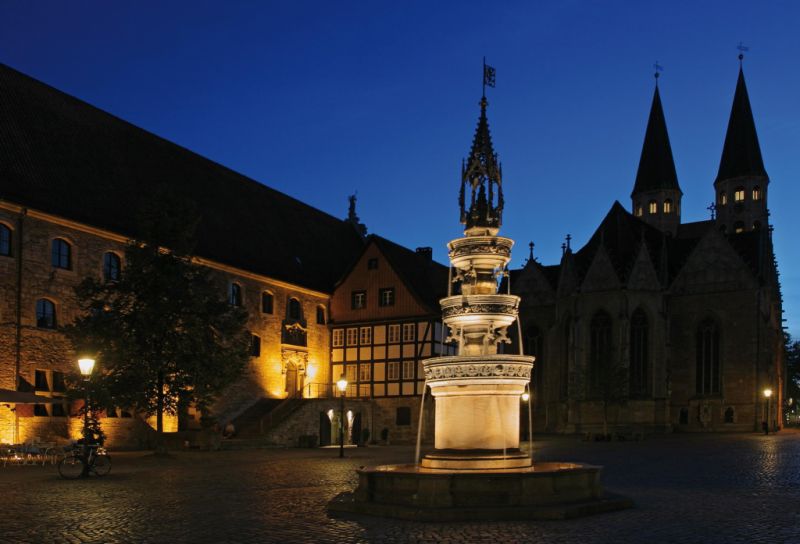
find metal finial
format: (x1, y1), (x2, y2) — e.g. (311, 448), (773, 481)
(561, 242), (567, 256)
(528, 242), (534, 261)
(737, 42), (749, 65)
(707, 202), (716, 220)
(653, 61), (663, 82)
(565, 234), (572, 251)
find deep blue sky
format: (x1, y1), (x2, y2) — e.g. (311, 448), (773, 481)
(2, 1), (798, 337)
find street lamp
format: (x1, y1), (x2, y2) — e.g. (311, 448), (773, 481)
(764, 388), (773, 434)
(336, 374), (348, 458)
(78, 357), (95, 477)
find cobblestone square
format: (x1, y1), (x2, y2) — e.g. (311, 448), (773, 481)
(1, 432), (798, 543)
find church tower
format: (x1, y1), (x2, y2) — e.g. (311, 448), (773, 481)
(630, 75), (682, 236)
(714, 57), (769, 234)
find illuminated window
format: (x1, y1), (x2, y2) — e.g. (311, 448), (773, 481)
(734, 187), (745, 202)
(345, 364), (357, 383)
(51, 238), (71, 269)
(720, 192), (727, 206)
(663, 199), (673, 214)
(635, 205), (643, 217)
(262, 292), (274, 314)
(332, 329), (344, 347)
(229, 283), (242, 306)
(103, 252), (121, 282)
(288, 298), (302, 320)
(360, 327), (371, 345)
(0, 224), (11, 256)
(753, 221), (761, 230)
(696, 319), (720, 395)
(316, 306), (326, 324)
(387, 362), (400, 380)
(351, 290), (366, 309)
(346, 328), (358, 346)
(36, 299), (56, 329)
(734, 221), (745, 234)
(388, 324), (400, 343)
(752, 186), (761, 201)
(359, 364), (371, 382)
(379, 287), (395, 307)
(402, 323), (415, 342)
(648, 200), (657, 214)
(402, 360), (415, 380)
(250, 334), (261, 357)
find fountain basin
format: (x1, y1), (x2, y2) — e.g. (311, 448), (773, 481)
(448, 235), (513, 270)
(328, 462), (633, 521)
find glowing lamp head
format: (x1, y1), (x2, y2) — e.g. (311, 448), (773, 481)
(521, 392), (530, 402)
(306, 365), (317, 379)
(78, 358), (95, 377)
(764, 388), (773, 399)
(336, 375), (348, 393)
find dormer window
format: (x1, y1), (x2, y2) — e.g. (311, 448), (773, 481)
(752, 186), (761, 201)
(734, 187), (745, 202)
(648, 200), (657, 215)
(663, 199), (673, 214)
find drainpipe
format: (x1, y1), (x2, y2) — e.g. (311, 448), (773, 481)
(14, 208), (26, 443)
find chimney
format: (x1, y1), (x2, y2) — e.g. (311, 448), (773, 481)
(416, 247), (433, 262)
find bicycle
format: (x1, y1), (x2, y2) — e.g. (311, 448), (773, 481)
(57, 443), (111, 479)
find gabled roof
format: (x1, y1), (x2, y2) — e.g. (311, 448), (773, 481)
(0, 63), (365, 292)
(716, 67), (768, 183)
(631, 85), (681, 196)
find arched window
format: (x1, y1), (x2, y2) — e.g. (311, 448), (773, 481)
(720, 192), (727, 206)
(663, 199), (673, 214)
(525, 325), (543, 404)
(36, 299), (56, 329)
(734, 187), (745, 202)
(648, 200), (658, 215)
(635, 205), (643, 217)
(51, 238), (71, 269)
(261, 291), (274, 314)
(752, 186), (761, 201)
(561, 318), (572, 400)
(288, 298), (302, 320)
(629, 309), (649, 397)
(316, 305), (326, 325)
(0, 224), (11, 256)
(733, 221), (745, 234)
(589, 311), (613, 396)
(103, 252), (121, 282)
(724, 406), (735, 423)
(753, 221), (762, 230)
(696, 319), (720, 396)
(229, 283), (242, 306)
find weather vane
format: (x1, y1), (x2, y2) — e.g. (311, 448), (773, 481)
(653, 61), (663, 81)
(482, 57), (496, 98)
(737, 42), (749, 64)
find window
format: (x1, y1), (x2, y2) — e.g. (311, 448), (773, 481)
(561, 318), (572, 400)
(635, 205), (643, 217)
(663, 199), (673, 214)
(629, 309), (649, 397)
(288, 298), (302, 320)
(229, 283), (242, 306)
(35, 369), (49, 390)
(753, 221), (762, 230)
(387, 362), (400, 380)
(51, 238), (71, 269)
(396, 407), (411, 425)
(388, 324), (400, 343)
(332, 329), (344, 347)
(734, 187), (745, 202)
(696, 319), (720, 396)
(359, 364), (371, 382)
(316, 306), (326, 325)
(734, 221), (745, 234)
(360, 327), (371, 345)
(525, 325), (543, 402)
(367, 258), (378, 270)
(379, 287), (395, 307)
(752, 186), (762, 201)
(351, 290), (366, 309)
(52, 371), (66, 392)
(402, 323), (415, 342)
(103, 252), (121, 282)
(0, 224), (11, 256)
(36, 299), (56, 329)
(34, 404), (49, 417)
(250, 334), (261, 357)
(345, 364), (357, 383)
(261, 292), (274, 314)
(648, 200), (657, 214)
(346, 328), (358, 346)
(589, 311), (612, 396)
(720, 192), (728, 206)
(402, 360), (414, 380)
(724, 406), (735, 424)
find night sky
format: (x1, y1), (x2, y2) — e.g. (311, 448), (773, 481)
(2, 1), (798, 337)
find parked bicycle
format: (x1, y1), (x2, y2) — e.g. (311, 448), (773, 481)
(57, 443), (111, 479)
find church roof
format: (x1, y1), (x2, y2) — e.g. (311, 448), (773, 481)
(716, 67), (768, 183)
(0, 62), (365, 293)
(631, 85), (681, 196)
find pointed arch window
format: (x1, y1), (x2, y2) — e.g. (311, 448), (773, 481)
(629, 309), (649, 397)
(589, 311), (613, 396)
(561, 318), (572, 400)
(720, 192), (727, 206)
(103, 252), (121, 282)
(734, 187), (745, 202)
(635, 205), (643, 217)
(663, 199), (673, 214)
(229, 283), (242, 307)
(51, 238), (71, 269)
(0, 224), (11, 256)
(648, 200), (658, 215)
(696, 318), (720, 396)
(525, 325), (543, 404)
(36, 299), (57, 329)
(752, 186), (761, 201)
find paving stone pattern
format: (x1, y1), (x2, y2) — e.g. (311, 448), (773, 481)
(1, 432), (798, 543)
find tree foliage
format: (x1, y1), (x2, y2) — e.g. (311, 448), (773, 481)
(786, 333), (800, 408)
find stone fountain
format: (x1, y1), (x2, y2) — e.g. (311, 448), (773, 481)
(329, 95), (632, 521)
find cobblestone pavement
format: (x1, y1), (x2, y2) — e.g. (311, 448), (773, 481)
(1, 431), (799, 544)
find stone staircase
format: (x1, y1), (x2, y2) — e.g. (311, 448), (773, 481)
(232, 394), (307, 439)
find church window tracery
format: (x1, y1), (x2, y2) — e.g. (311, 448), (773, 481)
(696, 318), (720, 396)
(663, 199), (673, 214)
(589, 311), (613, 396)
(629, 309), (649, 397)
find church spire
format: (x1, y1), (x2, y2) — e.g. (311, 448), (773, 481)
(459, 95), (504, 233)
(715, 63), (768, 183)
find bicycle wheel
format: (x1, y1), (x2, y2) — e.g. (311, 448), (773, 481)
(92, 454), (111, 476)
(58, 455), (85, 479)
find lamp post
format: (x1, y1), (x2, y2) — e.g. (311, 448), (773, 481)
(764, 388), (773, 434)
(78, 357), (95, 477)
(336, 374), (348, 458)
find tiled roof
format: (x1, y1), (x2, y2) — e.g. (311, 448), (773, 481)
(0, 63), (365, 292)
